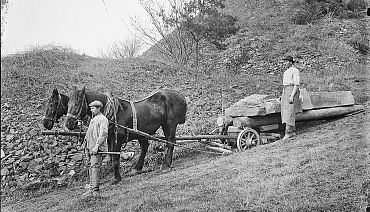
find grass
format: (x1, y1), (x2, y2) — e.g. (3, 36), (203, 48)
(2, 111), (368, 211)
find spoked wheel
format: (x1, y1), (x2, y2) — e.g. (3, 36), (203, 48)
(236, 128), (261, 151)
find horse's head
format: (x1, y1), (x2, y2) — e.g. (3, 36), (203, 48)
(65, 87), (88, 130)
(43, 88), (67, 130)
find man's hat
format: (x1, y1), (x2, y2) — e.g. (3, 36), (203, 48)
(89, 100), (103, 108)
(282, 55), (294, 63)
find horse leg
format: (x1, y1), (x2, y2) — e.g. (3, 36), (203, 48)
(128, 139), (149, 176)
(161, 123), (177, 170)
(111, 135), (123, 185)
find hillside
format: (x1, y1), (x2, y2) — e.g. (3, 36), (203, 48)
(1, 0), (370, 211)
(2, 109), (368, 211)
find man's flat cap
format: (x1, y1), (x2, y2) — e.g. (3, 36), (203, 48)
(89, 100), (103, 108)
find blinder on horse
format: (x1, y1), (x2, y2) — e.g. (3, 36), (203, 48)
(43, 94), (65, 123)
(66, 90), (90, 127)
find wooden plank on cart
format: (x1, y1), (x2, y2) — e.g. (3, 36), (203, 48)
(295, 104), (363, 121)
(224, 89), (354, 118)
(233, 113), (281, 128)
(233, 105), (364, 128)
(309, 91), (355, 109)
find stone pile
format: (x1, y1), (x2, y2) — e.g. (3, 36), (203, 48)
(0, 104), (87, 189)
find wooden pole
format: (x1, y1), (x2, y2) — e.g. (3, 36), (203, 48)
(208, 141), (232, 150)
(205, 146), (232, 154)
(233, 105), (364, 128)
(41, 131), (238, 141)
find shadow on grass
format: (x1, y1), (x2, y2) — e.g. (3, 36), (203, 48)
(62, 196), (118, 212)
(296, 111), (365, 135)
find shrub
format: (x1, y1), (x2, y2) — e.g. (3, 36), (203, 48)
(288, 0), (368, 25)
(1, 45), (85, 70)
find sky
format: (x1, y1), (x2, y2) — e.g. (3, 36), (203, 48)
(1, 0), (148, 57)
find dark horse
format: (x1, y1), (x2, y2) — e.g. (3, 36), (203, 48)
(43, 88), (70, 130)
(64, 87), (187, 184)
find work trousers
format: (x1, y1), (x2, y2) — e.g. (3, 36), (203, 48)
(281, 85), (300, 135)
(89, 154), (102, 191)
(281, 85), (300, 127)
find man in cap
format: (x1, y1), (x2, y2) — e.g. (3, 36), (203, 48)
(280, 56), (300, 140)
(82, 100), (109, 198)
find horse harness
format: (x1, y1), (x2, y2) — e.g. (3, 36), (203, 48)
(103, 93), (120, 145)
(66, 93), (89, 124)
(43, 94), (65, 122)
(129, 101), (138, 131)
(103, 94), (138, 145)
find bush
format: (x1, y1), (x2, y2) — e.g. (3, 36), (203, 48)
(288, 0), (368, 25)
(1, 45), (85, 70)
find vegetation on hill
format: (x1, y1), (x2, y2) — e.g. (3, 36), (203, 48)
(1, 0), (369, 210)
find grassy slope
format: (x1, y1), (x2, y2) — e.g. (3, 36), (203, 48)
(2, 109), (368, 211)
(1, 0), (369, 211)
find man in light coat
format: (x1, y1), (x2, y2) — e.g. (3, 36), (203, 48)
(82, 100), (109, 197)
(280, 56), (300, 140)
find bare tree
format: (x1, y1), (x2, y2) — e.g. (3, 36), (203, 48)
(130, 0), (238, 66)
(159, 0), (239, 66)
(101, 36), (143, 59)
(130, 0), (195, 65)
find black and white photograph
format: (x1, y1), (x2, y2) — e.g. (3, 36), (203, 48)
(1, 0), (369, 211)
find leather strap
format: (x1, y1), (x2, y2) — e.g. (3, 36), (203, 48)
(130, 101), (137, 131)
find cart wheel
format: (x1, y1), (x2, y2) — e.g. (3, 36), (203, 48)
(237, 128), (260, 151)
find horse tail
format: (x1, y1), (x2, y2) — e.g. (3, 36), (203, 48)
(179, 96), (187, 124)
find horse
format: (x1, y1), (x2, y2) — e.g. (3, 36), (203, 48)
(64, 87), (187, 184)
(43, 88), (70, 130)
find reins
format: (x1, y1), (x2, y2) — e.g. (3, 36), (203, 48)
(66, 93), (88, 121)
(43, 94), (65, 122)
